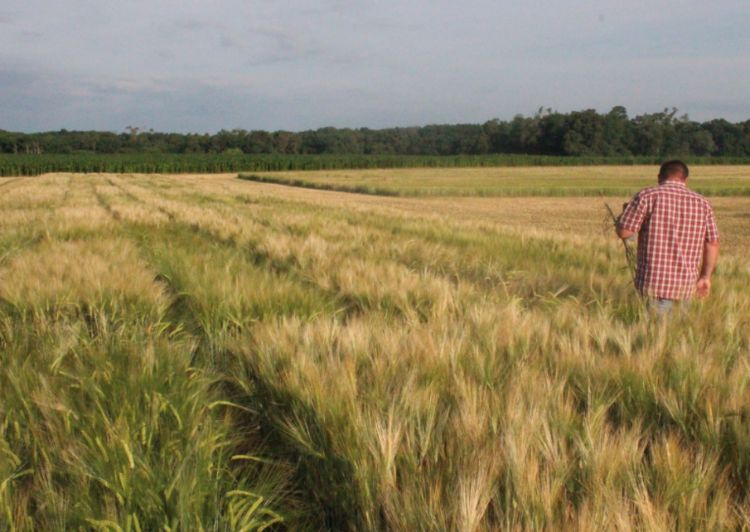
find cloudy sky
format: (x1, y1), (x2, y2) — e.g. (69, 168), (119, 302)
(1, 0), (748, 133)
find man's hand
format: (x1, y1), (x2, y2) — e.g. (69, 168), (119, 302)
(697, 240), (719, 298)
(696, 276), (711, 298)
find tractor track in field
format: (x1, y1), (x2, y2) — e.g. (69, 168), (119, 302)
(91, 181), (122, 222)
(0, 177), (19, 189)
(108, 177), (177, 222)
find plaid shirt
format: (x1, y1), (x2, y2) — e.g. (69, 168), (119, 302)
(618, 180), (719, 300)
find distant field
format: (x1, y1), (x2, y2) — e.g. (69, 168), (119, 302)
(5, 153), (750, 177)
(3, 173), (750, 529)
(240, 165), (750, 196)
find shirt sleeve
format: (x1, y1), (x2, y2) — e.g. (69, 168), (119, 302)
(705, 203), (719, 242)
(618, 191), (648, 233)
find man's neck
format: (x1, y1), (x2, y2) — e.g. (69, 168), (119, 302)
(660, 178), (687, 186)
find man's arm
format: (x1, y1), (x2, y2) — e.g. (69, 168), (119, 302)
(696, 241), (719, 298)
(617, 195), (646, 240)
(697, 204), (721, 298)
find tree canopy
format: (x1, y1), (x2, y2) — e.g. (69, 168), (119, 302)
(2, 107), (749, 157)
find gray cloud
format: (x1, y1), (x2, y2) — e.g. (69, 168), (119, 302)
(0, 61), (391, 132)
(176, 18), (206, 31)
(0, 66), (80, 130)
(1, 0), (749, 132)
(168, 17), (320, 67)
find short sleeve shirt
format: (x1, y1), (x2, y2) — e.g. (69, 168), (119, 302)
(618, 181), (719, 300)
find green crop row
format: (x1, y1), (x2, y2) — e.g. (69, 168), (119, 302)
(5, 153), (750, 176)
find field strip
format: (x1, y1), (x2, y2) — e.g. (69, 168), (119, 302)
(0, 175), (634, 319)
(121, 175), (744, 307)
(0, 176), (76, 269)
(120, 177), (640, 312)
(100, 178), (358, 329)
(105, 179), (504, 318)
(238, 166), (750, 198)
(0, 175), (69, 210)
(130, 224), (345, 341)
(227, 176), (750, 260)
(236, 171), (647, 198)
(92, 181), (123, 221)
(0, 237), (168, 322)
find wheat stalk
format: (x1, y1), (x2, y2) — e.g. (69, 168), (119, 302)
(603, 200), (637, 287)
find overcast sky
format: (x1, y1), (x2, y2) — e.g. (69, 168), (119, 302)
(1, 0), (749, 133)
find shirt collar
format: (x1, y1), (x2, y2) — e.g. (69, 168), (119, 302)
(659, 180), (687, 188)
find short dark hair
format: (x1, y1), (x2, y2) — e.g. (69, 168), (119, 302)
(659, 160), (689, 180)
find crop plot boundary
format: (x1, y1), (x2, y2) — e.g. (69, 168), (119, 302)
(237, 171), (750, 198)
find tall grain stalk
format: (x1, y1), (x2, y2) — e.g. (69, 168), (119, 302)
(604, 200), (637, 287)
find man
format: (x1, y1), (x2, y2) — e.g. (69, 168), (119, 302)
(616, 160), (720, 314)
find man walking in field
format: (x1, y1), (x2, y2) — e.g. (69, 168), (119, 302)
(616, 160), (720, 314)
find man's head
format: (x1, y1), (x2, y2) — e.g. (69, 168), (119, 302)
(658, 160), (689, 183)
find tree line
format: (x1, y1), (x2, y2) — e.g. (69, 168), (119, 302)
(2, 107), (749, 157)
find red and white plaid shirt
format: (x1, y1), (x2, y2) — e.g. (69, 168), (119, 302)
(618, 180), (719, 300)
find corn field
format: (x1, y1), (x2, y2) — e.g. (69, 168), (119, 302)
(4, 154), (750, 177)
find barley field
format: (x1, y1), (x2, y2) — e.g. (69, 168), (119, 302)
(240, 165), (750, 197)
(2, 172), (750, 530)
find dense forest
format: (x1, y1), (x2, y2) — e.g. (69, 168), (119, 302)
(3, 107), (750, 158)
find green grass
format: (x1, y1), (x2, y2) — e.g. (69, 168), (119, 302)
(2, 173), (750, 529)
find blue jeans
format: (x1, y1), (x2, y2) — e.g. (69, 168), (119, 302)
(649, 298), (690, 316)
(651, 298), (674, 316)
